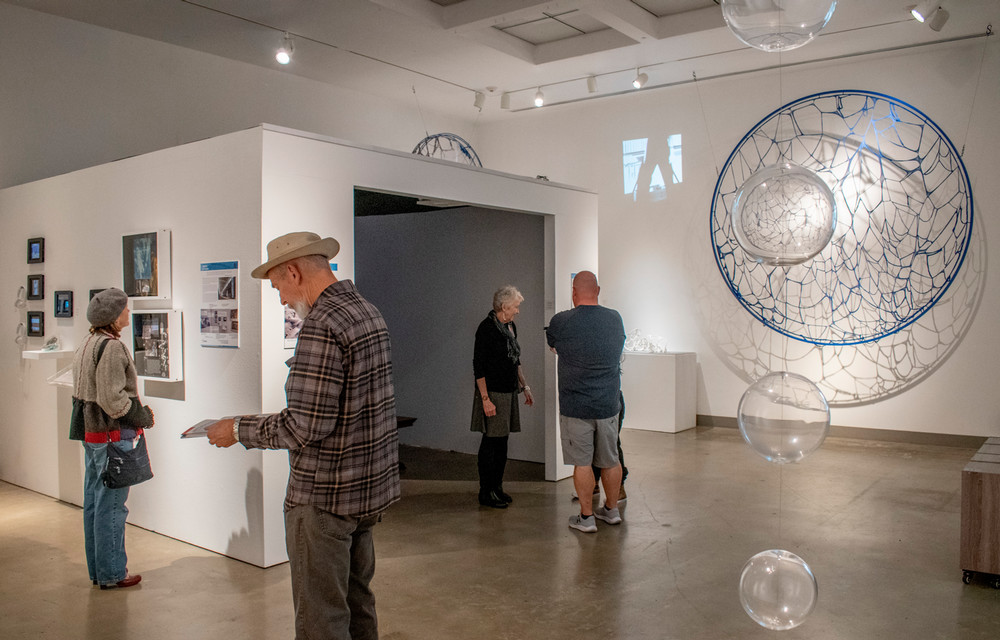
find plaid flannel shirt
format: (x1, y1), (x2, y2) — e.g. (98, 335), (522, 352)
(239, 280), (400, 516)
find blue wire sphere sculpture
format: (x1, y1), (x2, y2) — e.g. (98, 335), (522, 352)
(711, 90), (974, 346)
(412, 133), (482, 167)
(738, 371), (830, 464)
(722, 0), (837, 52)
(732, 162), (836, 266)
(740, 549), (818, 630)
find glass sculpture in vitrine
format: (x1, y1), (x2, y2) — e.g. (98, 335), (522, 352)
(27, 275), (44, 300)
(26, 311), (44, 337)
(27, 237), (45, 264)
(54, 290), (74, 318)
(128, 309), (183, 381)
(122, 230), (171, 300)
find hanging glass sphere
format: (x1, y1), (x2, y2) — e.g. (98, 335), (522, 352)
(731, 162), (836, 266)
(721, 0), (838, 52)
(739, 549), (818, 630)
(738, 371), (830, 464)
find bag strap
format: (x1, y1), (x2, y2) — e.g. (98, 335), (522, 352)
(96, 337), (110, 364)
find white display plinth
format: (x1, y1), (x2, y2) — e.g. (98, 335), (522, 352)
(22, 349), (73, 360)
(621, 352), (697, 433)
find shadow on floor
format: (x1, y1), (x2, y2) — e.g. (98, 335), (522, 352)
(398, 444), (545, 482)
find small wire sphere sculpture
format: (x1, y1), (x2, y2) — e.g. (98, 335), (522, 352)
(711, 90), (974, 346)
(412, 133), (483, 168)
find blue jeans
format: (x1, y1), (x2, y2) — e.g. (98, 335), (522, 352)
(83, 441), (132, 585)
(285, 506), (381, 640)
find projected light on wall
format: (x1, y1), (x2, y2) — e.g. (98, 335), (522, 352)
(623, 134), (682, 201)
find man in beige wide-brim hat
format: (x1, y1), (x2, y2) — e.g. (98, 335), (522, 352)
(206, 231), (400, 639)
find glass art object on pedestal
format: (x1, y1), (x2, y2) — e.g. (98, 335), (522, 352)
(731, 162), (836, 266)
(412, 133), (483, 167)
(739, 549), (818, 630)
(721, 0), (837, 52)
(738, 371), (830, 464)
(624, 329), (667, 353)
(130, 309), (183, 381)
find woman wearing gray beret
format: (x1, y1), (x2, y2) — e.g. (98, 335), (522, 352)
(70, 288), (154, 589)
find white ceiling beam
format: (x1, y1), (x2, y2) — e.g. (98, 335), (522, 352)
(461, 25), (540, 64)
(579, 0), (660, 41)
(441, 0), (585, 33)
(534, 28), (637, 64)
(655, 5), (726, 39)
(366, 0), (446, 27)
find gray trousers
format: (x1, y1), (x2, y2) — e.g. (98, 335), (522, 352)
(285, 506), (381, 640)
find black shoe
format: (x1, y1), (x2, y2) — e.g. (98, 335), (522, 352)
(478, 490), (508, 509)
(496, 488), (513, 504)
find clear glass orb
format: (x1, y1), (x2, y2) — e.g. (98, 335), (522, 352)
(738, 371), (830, 464)
(722, 0), (838, 52)
(740, 549), (818, 630)
(732, 162), (836, 266)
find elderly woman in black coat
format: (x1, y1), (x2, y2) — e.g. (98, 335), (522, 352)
(471, 285), (534, 508)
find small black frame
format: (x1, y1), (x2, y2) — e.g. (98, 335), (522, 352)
(54, 290), (74, 318)
(26, 311), (44, 337)
(27, 274), (44, 300)
(27, 237), (45, 264)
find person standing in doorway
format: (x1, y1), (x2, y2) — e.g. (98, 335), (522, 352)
(471, 285), (534, 508)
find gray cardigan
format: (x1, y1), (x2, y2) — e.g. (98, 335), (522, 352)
(72, 333), (153, 437)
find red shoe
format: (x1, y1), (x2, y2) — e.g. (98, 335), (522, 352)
(100, 574), (142, 590)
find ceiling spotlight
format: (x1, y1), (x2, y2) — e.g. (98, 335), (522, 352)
(587, 76), (598, 93)
(473, 91), (485, 111)
(927, 7), (949, 30)
(911, 1), (938, 22)
(275, 33), (294, 65)
(632, 70), (648, 89)
(500, 92), (510, 110)
(534, 88), (544, 107)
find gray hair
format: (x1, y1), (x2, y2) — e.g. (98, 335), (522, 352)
(492, 285), (524, 312)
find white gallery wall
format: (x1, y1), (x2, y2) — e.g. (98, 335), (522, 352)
(0, 129), (274, 565)
(0, 125), (598, 565)
(473, 37), (1000, 438)
(0, 2), (475, 191)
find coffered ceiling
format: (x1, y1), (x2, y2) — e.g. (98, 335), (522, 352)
(5, 0), (996, 118)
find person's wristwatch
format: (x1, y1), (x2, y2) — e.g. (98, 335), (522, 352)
(520, 385), (530, 394)
(232, 416), (241, 443)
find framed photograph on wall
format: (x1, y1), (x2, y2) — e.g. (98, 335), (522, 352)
(127, 309), (183, 381)
(27, 274), (44, 300)
(122, 229), (171, 300)
(26, 311), (44, 337)
(54, 290), (74, 318)
(27, 238), (45, 264)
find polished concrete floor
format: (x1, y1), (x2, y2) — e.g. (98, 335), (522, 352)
(2, 426), (999, 639)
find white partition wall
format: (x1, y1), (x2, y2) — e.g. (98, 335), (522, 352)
(0, 125), (597, 567)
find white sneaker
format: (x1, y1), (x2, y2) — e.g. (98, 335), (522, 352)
(568, 514), (597, 533)
(594, 505), (622, 525)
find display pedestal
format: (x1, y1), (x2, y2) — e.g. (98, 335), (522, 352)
(961, 437), (1000, 587)
(620, 352), (697, 433)
(22, 349), (73, 360)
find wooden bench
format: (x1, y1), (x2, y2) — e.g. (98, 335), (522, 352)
(961, 436), (1000, 588)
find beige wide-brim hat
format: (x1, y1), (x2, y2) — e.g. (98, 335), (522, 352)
(250, 232), (341, 279)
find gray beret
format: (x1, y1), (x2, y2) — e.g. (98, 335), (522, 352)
(87, 288), (129, 327)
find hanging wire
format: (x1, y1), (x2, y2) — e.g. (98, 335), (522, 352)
(411, 86), (429, 139)
(692, 71), (722, 177)
(959, 23), (993, 157)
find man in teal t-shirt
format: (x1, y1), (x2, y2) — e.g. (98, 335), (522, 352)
(546, 271), (625, 533)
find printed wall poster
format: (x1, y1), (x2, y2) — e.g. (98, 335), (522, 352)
(200, 261), (239, 348)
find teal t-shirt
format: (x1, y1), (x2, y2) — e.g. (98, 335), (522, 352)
(545, 305), (625, 419)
